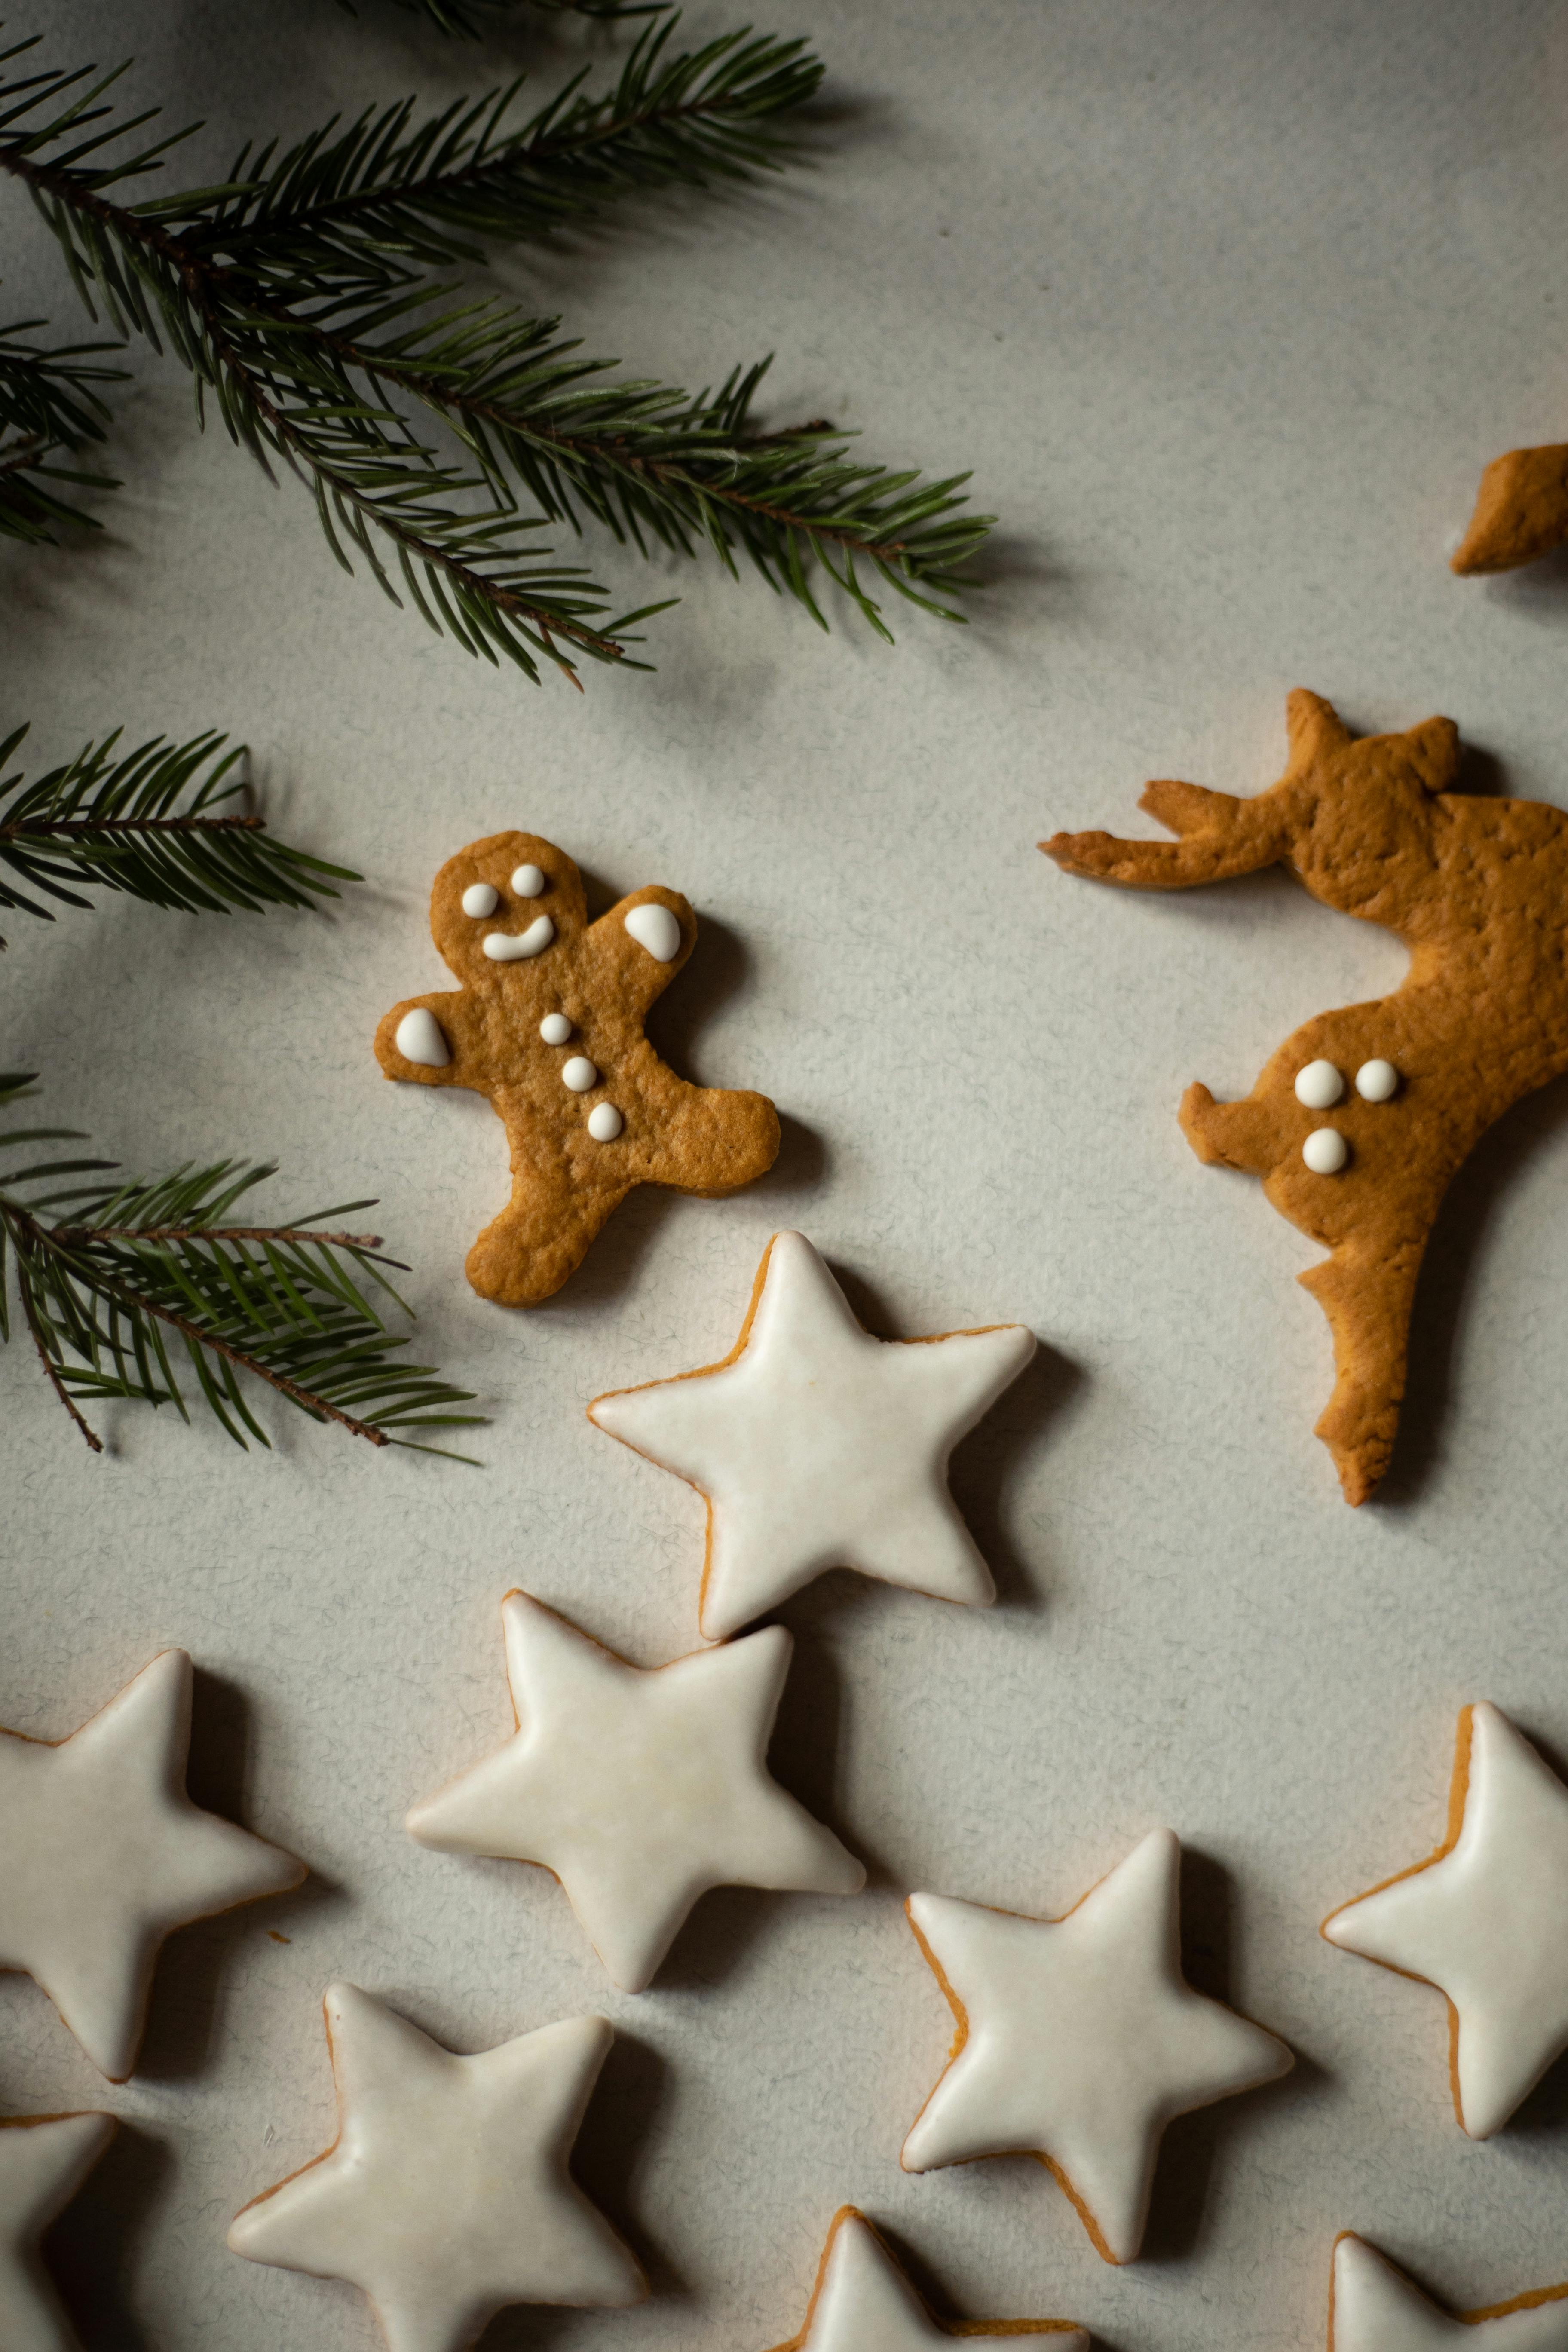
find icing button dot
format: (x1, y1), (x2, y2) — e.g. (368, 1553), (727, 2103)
(1356, 1058), (1399, 1102)
(511, 864), (545, 898)
(624, 903), (682, 962)
(483, 916), (554, 962)
(460, 882), (499, 919)
(394, 1009), (449, 1069)
(1303, 1127), (1348, 1175)
(561, 1056), (599, 1094)
(588, 1102), (623, 1142)
(1294, 1059), (1344, 1110)
(539, 1013), (572, 1046)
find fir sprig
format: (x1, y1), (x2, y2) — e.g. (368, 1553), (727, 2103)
(0, 1075), (482, 1455)
(355, 0), (667, 34)
(0, 724), (357, 942)
(0, 314), (125, 540)
(0, 24), (992, 676)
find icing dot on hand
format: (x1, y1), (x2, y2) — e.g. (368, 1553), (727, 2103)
(483, 916), (554, 962)
(539, 1013), (571, 1045)
(624, 903), (681, 962)
(1356, 1058), (1399, 1102)
(562, 1056), (599, 1093)
(395, 1009), (449, 1068)
(1303, 1127), (1348, 1174)
(588, 1102), (623, 1142)
(1294, 1059), (1343, 1109)
(511, 864), (545, 898)
(461, 883), (498, 919)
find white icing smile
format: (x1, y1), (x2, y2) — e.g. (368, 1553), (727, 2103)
(483, 916), (554, 961)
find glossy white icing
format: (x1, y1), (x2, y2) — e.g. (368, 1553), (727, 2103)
(1330, 2235), (1568, 2352)
(0, 1651), (303, 2080)
(483, 916), (554, 962)
(587, 1103), (623, 1142)
(902, 1829), (1292, 2264)
(1303, 1127), (1348, 1174)
(1323, 1702), (1568, 2137)
(394, 1009), (450, 1069)
(1295, 1059), (1344, 1109)
(624, 903), (681, 962)
(588, 1231), (1035, 1642)
(228, 1984), (645, 2351)
(539, 1014), (572, 1045)
(783, 2208), (1090, 2351)
(1355, 1059), (1399, 1102)
(0, 2110), (116, 2352)
(460, 883), (498, 919)
(406, 1593), (863, 1992)
(561, 1057), (598, 1093)
(511, 864), (546, 897)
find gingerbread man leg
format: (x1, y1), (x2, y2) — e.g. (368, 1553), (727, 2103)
(1301, 1243), (1424, 1506)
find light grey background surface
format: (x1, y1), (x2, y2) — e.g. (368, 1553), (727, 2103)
(5, 0), (1568, 2345)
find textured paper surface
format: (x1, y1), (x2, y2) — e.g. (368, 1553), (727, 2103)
(4, 1), (1568, 2345)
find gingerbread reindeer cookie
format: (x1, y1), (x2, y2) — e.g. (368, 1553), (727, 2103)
(375, 833), (780, 1305)
(1044, 689), (1568, 1505)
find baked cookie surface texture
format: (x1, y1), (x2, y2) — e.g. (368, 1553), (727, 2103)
(0, 1649), (303, 2081)
(1044, 687), (1568, 1505)
(1452, 444), (1568, 577)
(902, 1828), (1292, 2263)
(374, 832), (780, 1305)
(589, 1230), (1035, 1641)
(228, 1983), (645, 2352)
(405, 1590), (864, 1991)
(1323, 1701), (1568, 2138)
(1329, 2234), (1568, 2352)
(0, 2111), (116, 2352)
(766, 2207), (1088, 2351)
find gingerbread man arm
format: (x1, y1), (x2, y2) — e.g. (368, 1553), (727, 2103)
(1452, 444), (1568, 576)
(373, 993), (482, 1090)
(588, 887), (697, 1017)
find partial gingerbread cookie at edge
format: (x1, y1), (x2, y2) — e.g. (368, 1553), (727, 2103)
(375, 833), (781, 1305)
(1452, 443), (1568, 576)
(1042, 689), (1568, 1505)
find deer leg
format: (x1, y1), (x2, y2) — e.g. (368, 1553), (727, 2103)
(1299, 1242), (1424, 1505)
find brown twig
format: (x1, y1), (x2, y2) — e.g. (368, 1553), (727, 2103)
(18, 1268), (103, 1450)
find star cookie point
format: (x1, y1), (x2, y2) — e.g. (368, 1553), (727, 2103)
(407, 1589), (863, 1993)
(375, 831), (780, 1306)
(589, 1230), (1036, 1642)
(229, 1985), (645, 2352)
(0, 1648), (303, 2081)
(1323, 1700), (1568, 2138)
(768, 2205), (1088, 2350)
(0, 2109), (116, 2352)
(902, 1829), (1292, 2264)
(1329, 2234), (1568, 2352)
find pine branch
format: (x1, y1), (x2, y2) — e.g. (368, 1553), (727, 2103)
(0, 27), (992, 671)
(0, 723), (357, 942)
(0, 1082), (483, 1456)
(0, 314), (126, 540)
(352, 0), (666, 33)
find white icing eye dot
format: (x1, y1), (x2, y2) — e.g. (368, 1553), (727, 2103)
(588, 1102), (623, 1142)
(483, 916), (554, 962)
(561, 1056), (598, 1093)
(1303, 1127), (1348, 1175)
(1356, 1058), (1399, 1102)
(539, 1013), (572, 1046)
(1294, 1059), (1344, 1110)
(461, 882), (499, 919)
(394, 1009), (449, 1068)
(624, 903), (681, 962)
(511, 864), (545, 898)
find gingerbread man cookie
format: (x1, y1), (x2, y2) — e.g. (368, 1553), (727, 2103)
(1043, 688), (1568, 1504)
(375, 833), (780, 1305)
(1452, 442), (1568, 576)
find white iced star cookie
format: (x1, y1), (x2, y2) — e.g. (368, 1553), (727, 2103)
(229, 1984), (646, 2352)
(1329, 2233), (1568, 2352)
(901, 1828), (1293, 2263)
(0, 1649), (304, 2080)
(588, 1231), (1036, 1641)
(766, 2207), (1089, 2352)
(406, 1590), (864, 1991)
(0, 2111), (116, 2352)
(1323, 1701), (1568, 2137)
